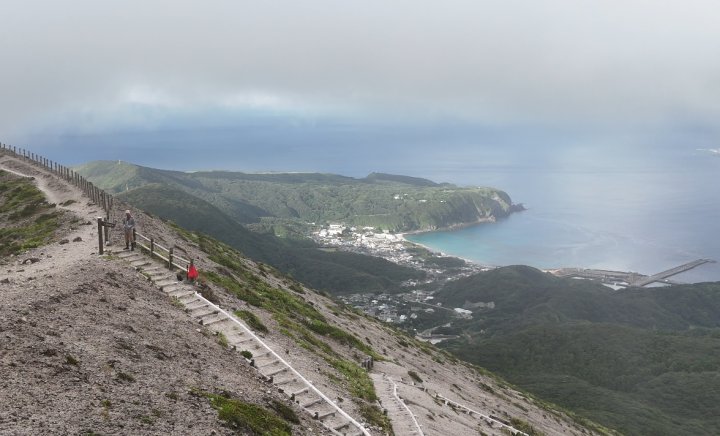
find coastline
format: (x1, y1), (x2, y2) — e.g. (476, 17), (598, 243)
(400, 216), (497, 237)
(399, 202), (526, 237)
(397, 229), (498, 270)
(396, 206), (528, 270)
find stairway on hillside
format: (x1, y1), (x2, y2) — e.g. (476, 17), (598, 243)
(113, 249), (368, 436)
(370, 373), (424, 435)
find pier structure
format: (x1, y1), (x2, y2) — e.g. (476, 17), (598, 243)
(551, 259), (716, 288)
(629, 259), (716, 287)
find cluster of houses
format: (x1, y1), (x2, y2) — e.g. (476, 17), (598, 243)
(340, 290), (474, 325)
(314, 224), (413, 265)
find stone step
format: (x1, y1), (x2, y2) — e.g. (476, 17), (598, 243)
(140, 265), (164, 273)
(226, 329), (246, 338)
(333, 421), (351, 431)
(274, 377), (297, 386)
(292, 387), (309, 396)
(117, 251), (138, 259)
(148, 271), (174, 279)
(191, 308), (217, 319)
(317, 410), (336, 421)
(162, 284), (183, 294)
(186, 304), (211, 314)
(185, 300), (209, 310)
(156, 279), (180, 288)
(265, 367), (289, 378)
(173, 291), (196, 300)
(257, 359), (281, 369)
(179, 297), (201, 307)
(302, 397), (324, 409)
(232, 337), (254, 345)
(131, 259), (151, 267)
(254, 350), (272, 359)
(167, 287), (193, 297)
(200, 315), (229, 326)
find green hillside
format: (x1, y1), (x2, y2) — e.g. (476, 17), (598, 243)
(77, 161), (518, 232)
(119, 183), (424, 294)
(435, 266), (720, 435)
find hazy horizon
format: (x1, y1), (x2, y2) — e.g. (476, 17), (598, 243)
(3, 1), (720, 159)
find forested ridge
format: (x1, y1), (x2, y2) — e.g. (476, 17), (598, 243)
(435, 266), (720, 435)
(77, 161), (517, 232)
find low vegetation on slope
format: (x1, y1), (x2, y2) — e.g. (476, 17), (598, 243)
(435, 265), (720, 435)
(169, 224), (392, 431)
(77, 160), (517, 232)
(0, 170), (64, 256)
(119, 183), (423, 294)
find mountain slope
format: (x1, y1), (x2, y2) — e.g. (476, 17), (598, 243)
(118, 183), (424, 294)
(1, 151), (608, 436)
(435, 266), (720, 435)
(76, 160), (518, 232)
(0, 155), (327, 435)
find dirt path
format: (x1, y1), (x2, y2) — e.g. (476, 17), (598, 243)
(0, 156), (100, 293)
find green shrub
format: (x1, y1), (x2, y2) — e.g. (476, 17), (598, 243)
(329, 359), (377, 401)
(358, 402), (393, 434)
(217, 332), (229, 348)
(269, 399), (300, 424)
(408, 370), (423, 384)
(205, 392), (292, 435)
(235, 309), (269, 333)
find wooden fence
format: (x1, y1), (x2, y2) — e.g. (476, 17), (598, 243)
(0, 142), (113, 216)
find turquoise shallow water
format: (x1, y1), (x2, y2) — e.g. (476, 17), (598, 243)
(406, 147), (720, 283)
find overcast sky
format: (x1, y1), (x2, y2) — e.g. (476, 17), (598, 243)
(1, 1), (719, 143)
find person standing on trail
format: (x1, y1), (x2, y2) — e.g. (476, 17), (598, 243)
(123, 210), (135, 250)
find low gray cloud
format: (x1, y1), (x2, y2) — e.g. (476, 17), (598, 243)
(2, 0), (720, 136)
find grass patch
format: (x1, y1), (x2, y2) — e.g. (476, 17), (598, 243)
(305, 319), (379, 359)
(509, 417), (545, 436)
(329, 358), (377, 401)
(0, 173), (63, 256)
(235, 309), (269, 333)
(359, 402), (394, 435)
(205, 392), (292, 435)
(204, 271), (263, 307)
(116, 371), (135, 383)
(65, 354), (79, 366)
(217, 332), (229, 349)
(268, 399), (300, 424)
(408, 370), (423, 384)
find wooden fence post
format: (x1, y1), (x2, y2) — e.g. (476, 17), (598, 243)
(97, 218), (104, 255)
(168, 248), (174, 269)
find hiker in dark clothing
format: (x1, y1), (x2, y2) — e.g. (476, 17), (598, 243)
(123, 210), (135, 250)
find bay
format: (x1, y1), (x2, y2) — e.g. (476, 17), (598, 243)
(406, 145), (720, 283)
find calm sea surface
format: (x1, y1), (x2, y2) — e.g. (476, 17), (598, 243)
(406, 146), (720, 283)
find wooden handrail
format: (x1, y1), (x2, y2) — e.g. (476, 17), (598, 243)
(134, 230), (191, 272)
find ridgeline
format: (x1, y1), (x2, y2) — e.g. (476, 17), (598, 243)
(75, 160), (520, 232)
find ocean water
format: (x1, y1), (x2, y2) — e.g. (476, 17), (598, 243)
(406, 145), (720, 283)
